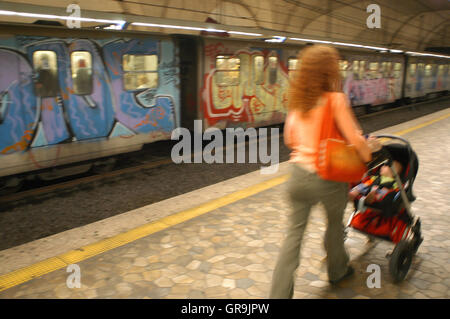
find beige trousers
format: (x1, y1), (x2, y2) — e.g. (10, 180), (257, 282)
(270, 164), (350, 298)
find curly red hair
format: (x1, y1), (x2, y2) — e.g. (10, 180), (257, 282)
(288, 45), (341, 114)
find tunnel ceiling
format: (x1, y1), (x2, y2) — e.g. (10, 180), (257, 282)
(1, 0), (449, 52)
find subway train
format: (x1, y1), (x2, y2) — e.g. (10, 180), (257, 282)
(0, 22), (449, 192)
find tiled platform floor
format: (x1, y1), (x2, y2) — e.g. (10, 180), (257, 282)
(0, 111), (449, 299)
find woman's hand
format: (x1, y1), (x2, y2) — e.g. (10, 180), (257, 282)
(367, 136), (382, 152)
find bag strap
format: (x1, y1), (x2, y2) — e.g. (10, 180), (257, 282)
(318, 93), (334, 143)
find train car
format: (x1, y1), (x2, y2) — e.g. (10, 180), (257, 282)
(182, 36), (407, 130)
(0, 23), (180, 190)
(339, 50), (404, 110)
(197, 37), (297, 130)
(404, 56), (450, 101)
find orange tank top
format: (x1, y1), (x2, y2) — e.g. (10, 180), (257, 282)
(284, 92), (372, 172)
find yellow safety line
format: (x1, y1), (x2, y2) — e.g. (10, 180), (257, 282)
(392, 112), (450, 136)
(0, 111), (449, 292)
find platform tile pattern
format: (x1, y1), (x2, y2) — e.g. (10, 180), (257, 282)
(0, 116), (449, 299)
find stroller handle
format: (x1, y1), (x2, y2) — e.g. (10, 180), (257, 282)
(367, 134), (413, 168)
(372, 134), (415, 158)
(372, 134), (411, 148)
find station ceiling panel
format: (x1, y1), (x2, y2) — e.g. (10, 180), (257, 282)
(0, 0), (448, 52)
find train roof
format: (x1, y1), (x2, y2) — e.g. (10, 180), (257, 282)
(0, 21), (448, 63)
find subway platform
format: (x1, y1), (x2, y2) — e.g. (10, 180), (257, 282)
(0, 109), (449, 299)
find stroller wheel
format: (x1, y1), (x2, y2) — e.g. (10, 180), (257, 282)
(412, 235), (423, 254)
(389, 240), (413, 283)
(411, 219), (423, 254)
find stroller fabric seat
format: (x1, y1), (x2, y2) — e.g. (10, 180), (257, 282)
(349, 143), (419, 243)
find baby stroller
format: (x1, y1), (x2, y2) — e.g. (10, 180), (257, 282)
(345, 135), (423, 282)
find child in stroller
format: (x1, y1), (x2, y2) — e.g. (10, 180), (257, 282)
(349, 160), (404, 219)
(346, 135), (423, 282)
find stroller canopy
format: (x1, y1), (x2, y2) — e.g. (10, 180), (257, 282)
(383, 143), (419, 201)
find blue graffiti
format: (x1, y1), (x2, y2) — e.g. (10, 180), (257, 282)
(0, 35), (179, 155)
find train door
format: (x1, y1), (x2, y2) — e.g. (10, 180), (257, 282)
(443, 64), (450, 91)
(415, 63), (425, 98)
(67, 39), (115, 140)
(176, 35), (199, 131)
(0, 49), (37, 155)
(392, 61), (403, 101)
(102, 38), (178, 138)
(430, 64), (438, 93)
(27, 41), (71, 146)
(405, 61), (415, 99)
(436, 64), (444, 91)
(424, 64), (433, 95)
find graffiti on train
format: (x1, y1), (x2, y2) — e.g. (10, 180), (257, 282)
(0, 37), (179, 155)
(344, 76), (398, 106)
(202, 48), (289, 129)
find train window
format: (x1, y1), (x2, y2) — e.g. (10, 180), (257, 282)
(393, 63), (402, 78)
(369, 62), (379, 79)
(385, 62), (392, 77)
(253, 55), (264, 84)
(424, 64), (432, 77)
(71, 52), (93, 95)
(288, 58), (300, 79)
(268, 56), (278, 85)
(33, 50), (59, 97)
(437, 65), (444, 76)
(417, 63), (425, 76)
(123, 54), (158, 72)
(432, 64), (438, 76)
(352, 61), (359, 79)
(359, 61), (366, 80)
(288, 58), (299, 71)
(215, 55), (240, 86)
(380, 62), (386, 77)
(123, 54), (158, 91)
(339, 60), (349, 79)
(409, 64), (416, 76)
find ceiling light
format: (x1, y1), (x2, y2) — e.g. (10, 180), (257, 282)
(0, 9), (125, 25)
(132, 22), (230, 33)
(361, 45), (388, 51)
(406, 51), (450, 59)
(289, 37), (332, 44)
(332, 42), (364, 48)
(228, 31), (262, 37)
(132, 22), (204, 31)
(265, 36), (286, 43)
(205, 28), (227, 33)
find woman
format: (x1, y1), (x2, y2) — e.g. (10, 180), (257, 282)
(269, 45), (380, 298)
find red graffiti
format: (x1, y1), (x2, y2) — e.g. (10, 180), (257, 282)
(217, 87), (232, 102)
(251, 97), (263, 113)
(134, 106), (166, 129)
(205, 43), (225, 58)
(1, 129), (34, 154)
(104, 51), (120, 76)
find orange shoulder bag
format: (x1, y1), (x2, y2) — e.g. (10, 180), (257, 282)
(315, 93), (367, 183)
